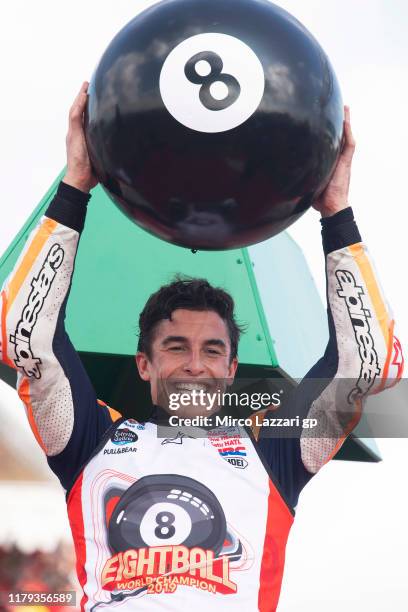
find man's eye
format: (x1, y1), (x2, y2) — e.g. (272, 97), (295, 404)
(206, 348), (221, 355)
(169, 346), (184, 351)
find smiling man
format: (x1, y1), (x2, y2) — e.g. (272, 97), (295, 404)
(0, 82), (403, 611)
(136, 291), (239, 418)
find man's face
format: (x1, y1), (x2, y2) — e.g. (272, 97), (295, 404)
(135, 309), (238, 417)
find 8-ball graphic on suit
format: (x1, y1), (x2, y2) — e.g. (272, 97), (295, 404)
(107, 474), (227, 555)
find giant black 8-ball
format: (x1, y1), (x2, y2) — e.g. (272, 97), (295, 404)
(85, 0), (344, 250)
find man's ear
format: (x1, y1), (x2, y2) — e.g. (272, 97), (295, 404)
(135, 352), (151, 381)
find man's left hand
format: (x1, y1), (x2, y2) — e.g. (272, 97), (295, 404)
(312, 105), (356, 218)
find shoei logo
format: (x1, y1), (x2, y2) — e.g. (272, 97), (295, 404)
(220, 450), (248, 470)
(9, 244), (64, 379)
(160, 33), (265, 133)
(335, 270), (381, 402)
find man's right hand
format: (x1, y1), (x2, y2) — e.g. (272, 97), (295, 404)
(63, 81), (99, 194)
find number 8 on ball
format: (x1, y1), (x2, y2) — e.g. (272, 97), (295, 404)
(160, 33), (265, 133)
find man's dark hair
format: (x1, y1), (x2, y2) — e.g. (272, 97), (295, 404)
(137, 276), (245, 363)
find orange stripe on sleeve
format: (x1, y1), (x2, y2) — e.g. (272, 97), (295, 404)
(2, 218), (58, 366)
(18, 378), (47, 453)
(347, 243), (390, 346)
(377, 319), (395, 392)
(1, 290), (13, 367)
(6, 218), (58, 313)
(324, 397), (363, 465)
(108, 407), (123, 422)
(97, 399), (122, 422)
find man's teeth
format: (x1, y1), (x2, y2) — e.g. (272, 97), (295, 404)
(174, 383), (207, 392)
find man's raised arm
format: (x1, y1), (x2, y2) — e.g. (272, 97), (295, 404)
(297, 205), (403, 474)
(257, 107), (403, 507)
(298, 106), (403, 472)
(0, 83), (120, 489)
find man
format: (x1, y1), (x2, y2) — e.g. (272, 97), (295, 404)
(0, 82), (403, 611)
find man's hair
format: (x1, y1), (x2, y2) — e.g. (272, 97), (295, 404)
(137, 276), (245, 363)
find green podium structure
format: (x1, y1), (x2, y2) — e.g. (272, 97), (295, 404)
(0, 171), (380, 462)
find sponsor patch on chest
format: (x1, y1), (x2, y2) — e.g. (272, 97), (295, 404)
(208, 428), (249, 469)
(104, 426), (139, 454)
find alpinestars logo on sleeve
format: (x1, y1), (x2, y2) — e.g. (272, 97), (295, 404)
(9, 243), (64, 379)
(335, 269), (381, 402)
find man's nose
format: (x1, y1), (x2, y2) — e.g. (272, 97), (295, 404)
(182, 350), (205, 376)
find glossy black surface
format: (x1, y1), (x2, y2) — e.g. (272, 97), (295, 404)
(85, 0), (343, 250)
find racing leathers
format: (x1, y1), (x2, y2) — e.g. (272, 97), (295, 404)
(0, 181), (403, 611)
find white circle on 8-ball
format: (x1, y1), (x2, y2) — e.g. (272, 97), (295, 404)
(160, 33), (265, 133)
(139, 502), (192, 546)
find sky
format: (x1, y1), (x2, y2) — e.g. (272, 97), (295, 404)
(0, 1), (407, 610)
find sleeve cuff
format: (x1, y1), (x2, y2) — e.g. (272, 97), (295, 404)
(320, 206), (362, 255)
(45, 181), (92, 233)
